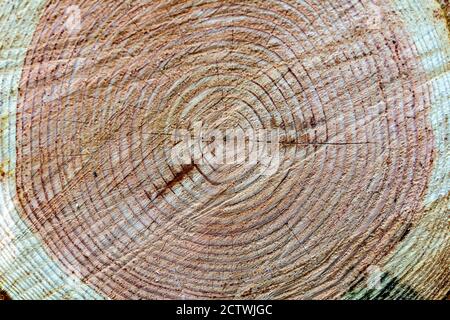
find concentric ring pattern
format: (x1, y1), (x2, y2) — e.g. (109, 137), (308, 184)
(1, 0), (448, 299)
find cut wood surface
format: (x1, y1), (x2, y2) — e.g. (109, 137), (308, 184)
(0, 0), (448, 299)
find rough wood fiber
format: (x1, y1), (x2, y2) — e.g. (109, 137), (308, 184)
(0, 0), (448, 300)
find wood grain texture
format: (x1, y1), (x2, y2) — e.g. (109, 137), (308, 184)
(0, 0), (448, 300)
